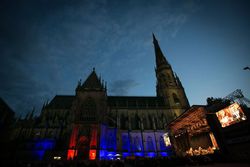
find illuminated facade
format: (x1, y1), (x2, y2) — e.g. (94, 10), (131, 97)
(12, 34), (189, 160)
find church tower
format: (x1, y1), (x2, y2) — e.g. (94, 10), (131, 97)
(66, 68), (108, 160)
(74, 68), (107, 123)
(153, 34), (189, 117)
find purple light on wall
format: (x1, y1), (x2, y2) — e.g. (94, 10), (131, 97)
(99, 124), (117, 159)
(121, 132), (130, 151)
(32, 139), (55, 160)
(122, 152), (131, 158)
(146, 152), (157, 157)
(134, 152), (144, 157)
(33, 150), (45, 160)
(159, 152), (168, 157)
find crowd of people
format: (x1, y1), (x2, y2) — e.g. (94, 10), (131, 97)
(1, 155), (216, 167)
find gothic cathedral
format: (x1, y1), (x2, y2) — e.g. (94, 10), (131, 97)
(12, 34), (189, 160)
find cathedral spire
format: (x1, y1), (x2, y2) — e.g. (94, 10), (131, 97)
(152, 33), (170, 69)
(153, 34), (190, 116)
(175, 73), (183, 87)
(152, 33), (157, 43)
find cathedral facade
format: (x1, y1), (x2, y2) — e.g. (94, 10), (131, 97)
(12, 34), (189, 160)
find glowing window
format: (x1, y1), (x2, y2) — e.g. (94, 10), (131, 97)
(216, 102), (247, 128)
(134, 136), (142, 151)
(146, 136), (154, 151)
(163, 133), (171, 147)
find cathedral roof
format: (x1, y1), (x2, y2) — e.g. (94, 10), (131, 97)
(46, 95), (75, 109)
(108, 96), (166, 109)
(80, 68), (103, 90)
(44, 95), (167, 110)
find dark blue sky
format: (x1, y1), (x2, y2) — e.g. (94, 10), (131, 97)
(0, 0), (249, 117)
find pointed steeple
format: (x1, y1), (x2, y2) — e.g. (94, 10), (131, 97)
(152, 33), (157, 42)
(153, 33), (170, 68)
(80, 68), (104, 91)
(29, 107), (35, 120)
(175, 73), (183, 87)
(25, 111), (30, 120)
(42, 102), (45, 110)
(105, 81), (107, 90)
(153, 33), (190, 112)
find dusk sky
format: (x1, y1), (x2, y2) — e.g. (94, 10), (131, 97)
(0, 0), (249, 117)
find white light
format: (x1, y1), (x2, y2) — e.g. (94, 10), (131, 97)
(163, 133), (171, 146)
(53, 156), (61, 160)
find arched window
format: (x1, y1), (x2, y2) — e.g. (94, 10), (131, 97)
(80, 97), (96, 121)
(147, 136), (154, 151)
(148, 114), (153, 129)
(131, 114), (140, 130)
(134, 136), (142, 151)
(135, 113), (140, 129)
(142, 115), (148, 129)
(172, 93), (180, 104)
(160, 136), (166, 150)
(161, 113), (166, 129)
(107, 130), (115, 150)
(122, 134), (129, 151)
(120, 114), (126, 129)
(166, 74), (171, 81)
(131, 115), (136, 130)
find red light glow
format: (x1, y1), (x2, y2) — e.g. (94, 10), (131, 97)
(89, 149), (96, 160)
(67, 125), (79, 160)
(90, 125), (98, 148)
(67, 149), (78, 160)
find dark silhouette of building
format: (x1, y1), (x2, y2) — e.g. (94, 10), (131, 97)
(11, 34), (190, 160)
(0, 98), (15, 159)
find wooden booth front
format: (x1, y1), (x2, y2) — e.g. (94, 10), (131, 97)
(168, 105), (219, 157)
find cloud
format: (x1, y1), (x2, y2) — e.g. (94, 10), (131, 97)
(109, 79), (139, 95)
(0, 0), (201, 116)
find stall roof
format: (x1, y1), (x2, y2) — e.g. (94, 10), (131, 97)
(167, 105), (210, 136)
